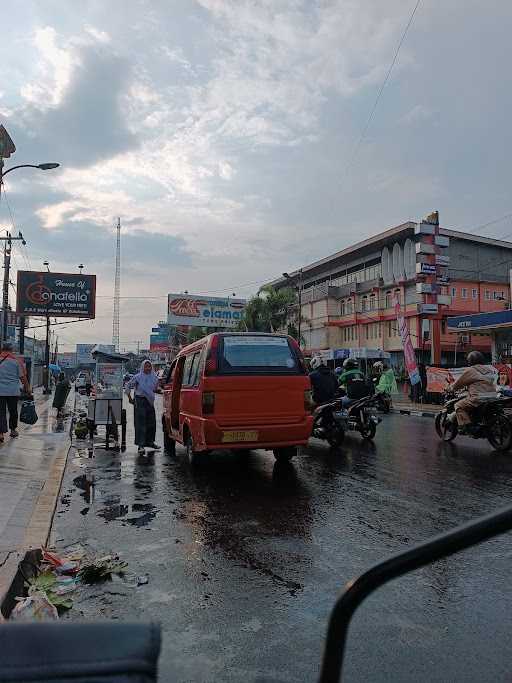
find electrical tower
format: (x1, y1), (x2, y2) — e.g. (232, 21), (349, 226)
(112, 217), (121, 351)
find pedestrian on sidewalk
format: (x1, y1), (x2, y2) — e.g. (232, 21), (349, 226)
(0, 342), (31, 443)
(125, 359), (161, 456)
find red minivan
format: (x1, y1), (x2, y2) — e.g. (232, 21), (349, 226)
(162, 332), (313, 464)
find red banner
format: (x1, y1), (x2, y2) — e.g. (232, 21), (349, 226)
(394, 296), (420, 385)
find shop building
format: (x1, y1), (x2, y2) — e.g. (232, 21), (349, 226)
(271, 221), (512, 366)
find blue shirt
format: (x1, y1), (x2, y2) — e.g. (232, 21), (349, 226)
(0, 354), (22, 397)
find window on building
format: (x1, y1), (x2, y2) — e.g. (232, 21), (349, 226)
(385, 291), (392, 308)
(369, 293), (377, 310)
(341, 300), (346, 316)
(485, 290), (491, 300)
(493, 291), (505, 300)
(472, 288), (478, 299)
(461, 288), (467, 299)
(394, 288), (401, 305)
(441, 319), (446, 334)
(347, 299), (353, 314)
(451, 287), (456, 298)
(361, 296), (368, 312)
(441, 286), (448, 296)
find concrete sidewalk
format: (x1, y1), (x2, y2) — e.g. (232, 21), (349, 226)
(0, 389), (71, 614)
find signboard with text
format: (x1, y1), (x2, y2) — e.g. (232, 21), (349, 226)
(16, 271), (96, 318)
(168, 293), (246, 328)
(76, 343), (95, 365)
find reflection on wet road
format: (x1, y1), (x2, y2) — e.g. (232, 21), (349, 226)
(54, 406), (512, 682)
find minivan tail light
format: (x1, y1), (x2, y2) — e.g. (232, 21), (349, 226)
(202, 392), (215, 415)
(205, 335), (219, 376)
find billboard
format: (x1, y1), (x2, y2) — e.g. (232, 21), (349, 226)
(167, 293), (246, 328)
(150, 341), (170, 352)
(76, 343), (95, 365)
(16, 271), (96, 318)
(57, 352), (77, 368)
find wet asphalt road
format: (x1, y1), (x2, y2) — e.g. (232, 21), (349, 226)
(53, 400), (512, 682)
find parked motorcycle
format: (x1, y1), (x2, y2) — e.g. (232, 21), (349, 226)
(435, 390), (512, 451)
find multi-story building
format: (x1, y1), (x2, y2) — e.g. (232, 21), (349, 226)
(271, 221), (512, 366)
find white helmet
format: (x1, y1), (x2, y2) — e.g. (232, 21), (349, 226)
(310, 355), (325, 370)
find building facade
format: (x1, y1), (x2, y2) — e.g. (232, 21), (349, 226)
(272, 221), (512, 367)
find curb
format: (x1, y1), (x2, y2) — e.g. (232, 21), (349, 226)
(0, 439), (71, 618)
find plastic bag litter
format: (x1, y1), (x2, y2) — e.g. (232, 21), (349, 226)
(11, 592), (58, 621)
(19, 400), (38, 425)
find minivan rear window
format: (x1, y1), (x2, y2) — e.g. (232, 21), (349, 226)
(218, 336), (302, 375)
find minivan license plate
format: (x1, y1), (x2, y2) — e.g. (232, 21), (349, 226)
(222, 430), (259, 443)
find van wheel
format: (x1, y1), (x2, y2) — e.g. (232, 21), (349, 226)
(273, 447), (297, 462)
(186, 434), (202, 466)
(162, 416), (175, 455)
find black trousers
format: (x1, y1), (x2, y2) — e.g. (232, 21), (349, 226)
(0, 396), (18, 433)
(134, 396), (156, 447)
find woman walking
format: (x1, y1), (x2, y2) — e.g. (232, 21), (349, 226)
(0, 342), (31, 443)
(125, 359), (161, 456)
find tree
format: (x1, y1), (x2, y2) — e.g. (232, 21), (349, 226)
(239, 286), (299, 335)
(186, 327), (209, 344)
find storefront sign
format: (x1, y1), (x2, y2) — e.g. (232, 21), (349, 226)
(17, 271), (96, 318)
(395, 296), (420, 385)
(417, 303), (439, 314)
(416, 263), (436, 275)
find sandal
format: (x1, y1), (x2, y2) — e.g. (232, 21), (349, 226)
(10, 430), (19, 438)
(0, 434), (4, 443)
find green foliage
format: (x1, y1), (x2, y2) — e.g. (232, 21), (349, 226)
(239, 286), (298, 333)
(186, 327), (209, 344)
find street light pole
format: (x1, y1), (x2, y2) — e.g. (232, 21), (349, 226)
(0, 130), (59, 356)
(42, 261), (51, 394)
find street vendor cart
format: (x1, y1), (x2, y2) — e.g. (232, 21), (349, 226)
(87, 345), (129, 451)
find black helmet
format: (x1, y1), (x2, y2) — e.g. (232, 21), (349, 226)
(467, 350), (485, 366)
(343, 358), (358, 370)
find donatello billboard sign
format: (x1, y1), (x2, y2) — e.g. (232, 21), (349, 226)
(16, 271), (96, 318)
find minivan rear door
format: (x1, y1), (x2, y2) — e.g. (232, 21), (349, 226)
(209, 335), (307, 425)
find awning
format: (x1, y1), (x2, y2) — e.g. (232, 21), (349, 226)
(447, 310), (512, 333)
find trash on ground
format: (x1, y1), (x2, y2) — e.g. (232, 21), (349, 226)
(11, 593), (58, 621)
(137, 574), (149, 586)
(78, 554), (128, 585)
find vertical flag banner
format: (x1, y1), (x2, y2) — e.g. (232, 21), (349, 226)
(394, 295), (420, 385)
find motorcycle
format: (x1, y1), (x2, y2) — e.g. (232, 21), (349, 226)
(311, 398), (346, 448)
(370, 377), (392, 413)
(312, 393), (381, 447)
(343, 392), (382, 440)
(435, 390), (512, 451)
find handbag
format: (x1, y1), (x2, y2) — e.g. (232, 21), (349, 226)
(20, 399), (38, 425)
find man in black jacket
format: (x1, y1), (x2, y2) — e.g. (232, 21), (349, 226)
(309, 356), (338, 405)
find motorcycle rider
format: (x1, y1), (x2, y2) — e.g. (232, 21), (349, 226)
(309, 356), (338, 405)
(338, 358), (369, 404)
(447, 351), (497, 431)
(373, 361), (397, 394)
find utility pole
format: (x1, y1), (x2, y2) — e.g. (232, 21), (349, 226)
(0, 231), (26, 347)
(112, 218), (121, 352)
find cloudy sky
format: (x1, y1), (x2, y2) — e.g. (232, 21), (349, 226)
(1, 0), (511, 351)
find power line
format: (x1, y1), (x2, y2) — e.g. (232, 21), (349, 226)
(340, 0), (422, 184)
